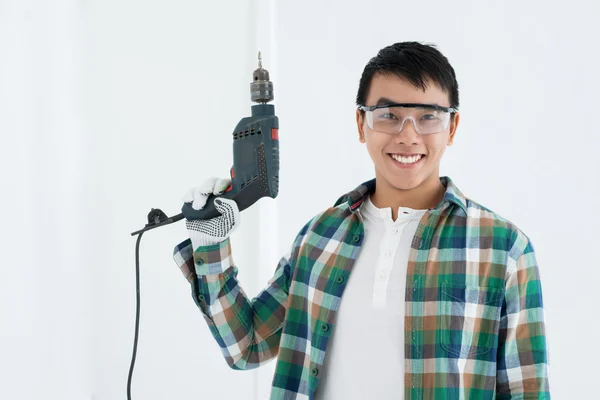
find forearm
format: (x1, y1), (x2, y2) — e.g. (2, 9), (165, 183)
(496, 241), (550, 398)
(189, 238), (290, 369)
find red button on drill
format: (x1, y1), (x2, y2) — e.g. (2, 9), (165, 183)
(226, 167), (234, 192)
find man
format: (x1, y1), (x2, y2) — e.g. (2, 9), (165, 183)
(174, 42), (550, 399)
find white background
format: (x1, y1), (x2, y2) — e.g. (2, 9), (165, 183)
(1, 0), (598, 399)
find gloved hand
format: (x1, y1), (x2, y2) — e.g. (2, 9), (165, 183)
(181, 177), (241, 249)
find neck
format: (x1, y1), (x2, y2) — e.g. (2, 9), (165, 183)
(370, 174), (446, 221)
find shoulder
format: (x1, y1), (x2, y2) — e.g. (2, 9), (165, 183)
(290, 202), (356, 246)
(463, 196), (534, 262)
(285, 204), (355, 264)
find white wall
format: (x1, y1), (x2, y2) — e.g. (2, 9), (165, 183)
(1, 1), (90, 398)
(1, 0), (598, 399)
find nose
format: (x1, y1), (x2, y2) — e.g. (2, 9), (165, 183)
(395, 116), (420, 144)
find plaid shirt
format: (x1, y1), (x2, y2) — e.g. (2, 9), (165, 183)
(173, 176), (550, 399)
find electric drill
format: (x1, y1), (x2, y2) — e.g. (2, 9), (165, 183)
(181, 52), (279, 220)
(130, 52), (278, 236)
(127, 53), (280, 400)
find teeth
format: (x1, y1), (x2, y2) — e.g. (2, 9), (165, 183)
(391, 154), (422, 164)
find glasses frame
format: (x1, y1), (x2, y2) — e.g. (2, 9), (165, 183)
(357, 102), (458, 114)
(357, 102), (458, 135)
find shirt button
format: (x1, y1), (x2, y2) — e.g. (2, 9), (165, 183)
(195, 258), (205, 266)
(311, 367), (319, 377)
(352, 235), (360, 243)
(378, 274), (386, 280)
(383, 251), (391, 257)
(321, 324), (329, 332)
(335, 275), (345, 284)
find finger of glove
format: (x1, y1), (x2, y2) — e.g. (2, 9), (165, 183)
(213, 198), (240, 232)
(181, 177), (219, 204)
(214, 197), (239, 215)
(181, 189), (207, 208)
(192, 177), (229, 210)
(213, 178), (231, 195)
(191, 188), (209, 210)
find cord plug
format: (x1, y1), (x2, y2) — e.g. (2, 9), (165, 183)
(146, 208), (169, 226)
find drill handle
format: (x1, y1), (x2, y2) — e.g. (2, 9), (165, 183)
(181, 186), (236, 221)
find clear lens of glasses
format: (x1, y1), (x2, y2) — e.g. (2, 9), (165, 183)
(365, 106), (452, 135)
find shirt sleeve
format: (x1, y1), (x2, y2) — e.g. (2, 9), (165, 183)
(172, 220), (311, 370)
(496, 239), (551, 399)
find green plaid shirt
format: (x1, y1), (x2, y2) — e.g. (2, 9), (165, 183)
(173, 176), (550, 399)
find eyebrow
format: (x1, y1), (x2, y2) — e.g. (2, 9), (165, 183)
(374, 97), (443, 107)
(375, 97), (398, 106)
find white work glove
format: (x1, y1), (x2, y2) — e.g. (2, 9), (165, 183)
(181, 177), (241, 249)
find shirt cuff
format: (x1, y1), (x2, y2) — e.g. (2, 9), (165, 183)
(192, 238), (233, 276)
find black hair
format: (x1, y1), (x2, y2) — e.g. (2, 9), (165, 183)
(356, 41), (459, 111)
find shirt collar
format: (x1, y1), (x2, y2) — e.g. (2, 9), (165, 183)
(333, 176), (468, 214)
(361, 193), (428, 222)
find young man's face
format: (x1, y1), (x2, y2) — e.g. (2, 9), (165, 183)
(357, 73), (459, 192)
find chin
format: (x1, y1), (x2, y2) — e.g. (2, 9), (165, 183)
(384, 167), (431, 191)
(390, 180), (423, 191)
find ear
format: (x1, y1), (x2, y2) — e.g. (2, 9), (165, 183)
(356, 109), (366, 143)
(447, 112), (460, 146)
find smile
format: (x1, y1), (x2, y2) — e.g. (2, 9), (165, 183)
(389, 153), (424, 165)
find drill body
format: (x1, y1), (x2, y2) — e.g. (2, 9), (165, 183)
(181, 54), (279, 221)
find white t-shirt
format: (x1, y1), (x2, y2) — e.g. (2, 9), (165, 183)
(315, 194), (428, 399)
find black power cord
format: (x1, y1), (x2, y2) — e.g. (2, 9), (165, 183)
(127, 230), (143, 400)
(128, 208), (185, 400)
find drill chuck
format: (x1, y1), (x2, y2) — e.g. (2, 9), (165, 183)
(251, 51), (274, 103)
